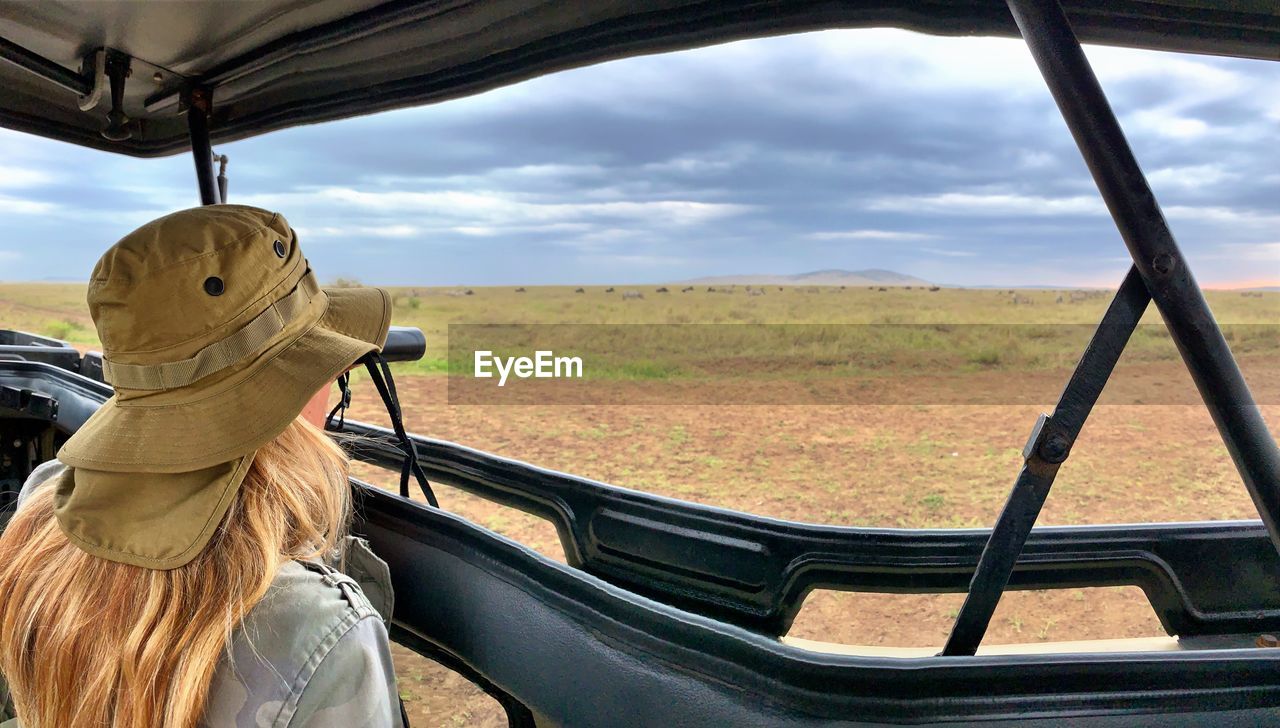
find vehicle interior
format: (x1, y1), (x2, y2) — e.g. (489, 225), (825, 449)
(3, 0), (1280, 725)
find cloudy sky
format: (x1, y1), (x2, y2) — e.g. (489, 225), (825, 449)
(1, 29), (1278, 288)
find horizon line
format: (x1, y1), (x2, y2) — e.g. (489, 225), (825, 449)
(3, 279), (1276, 291)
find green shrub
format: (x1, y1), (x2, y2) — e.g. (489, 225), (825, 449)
(968, 348), (1002, 367)
(42, 319), (84, 341)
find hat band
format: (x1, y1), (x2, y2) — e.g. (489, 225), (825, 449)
(102, 273), (321, 391)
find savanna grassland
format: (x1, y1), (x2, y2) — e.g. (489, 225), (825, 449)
(3, 282), (1279, 726)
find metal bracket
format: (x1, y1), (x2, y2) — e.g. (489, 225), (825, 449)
(1021, 413), (1050, 461)
(76, 49), (106, 111)
(0, 386), (58, 422)
(101, 50), (132, 141)
(1023, 413), (1071, 465)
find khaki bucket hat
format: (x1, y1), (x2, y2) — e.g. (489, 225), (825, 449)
(54, 204), (391, 570)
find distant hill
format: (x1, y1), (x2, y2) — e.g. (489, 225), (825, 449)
(686, 269), (933, 287)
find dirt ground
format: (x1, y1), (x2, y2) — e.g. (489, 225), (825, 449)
(8, 284), (1274, 724)
(345, 365), (1280, 726)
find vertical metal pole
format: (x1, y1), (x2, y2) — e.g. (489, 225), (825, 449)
(186, 87), (219, 206)
(1007, 0), (1280, 552)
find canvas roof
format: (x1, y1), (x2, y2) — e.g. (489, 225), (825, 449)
(1, 0), (1277, 157)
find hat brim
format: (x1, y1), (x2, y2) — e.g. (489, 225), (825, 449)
(54, 456), (255, 569)
(58, 286), (391, 473)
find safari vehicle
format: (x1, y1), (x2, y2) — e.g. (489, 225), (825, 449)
(3, 0), (1280, 725)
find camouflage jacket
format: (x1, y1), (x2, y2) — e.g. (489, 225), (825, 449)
(0, 461), (404, 728)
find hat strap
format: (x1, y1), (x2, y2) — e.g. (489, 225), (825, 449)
(362, 351), (438, 507)
(325, 370), (352, 430)
(102, 274), (321, 391)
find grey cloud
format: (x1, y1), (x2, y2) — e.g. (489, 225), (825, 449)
(1, 30), (1277, 287)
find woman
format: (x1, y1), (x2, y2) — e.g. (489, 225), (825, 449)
(0, 205), (404, 727)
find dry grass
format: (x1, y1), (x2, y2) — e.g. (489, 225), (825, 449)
(3, 282), (1278, 724)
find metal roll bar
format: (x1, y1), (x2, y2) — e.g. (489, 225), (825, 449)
(945, 0), (1280, 655)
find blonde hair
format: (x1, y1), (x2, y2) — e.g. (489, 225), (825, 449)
(0, 417), (351, 728)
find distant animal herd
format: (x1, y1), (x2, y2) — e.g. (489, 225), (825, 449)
(416, 286), (1268, 302)
(521, 283), (955, 297)
(524, 283), (955, 298)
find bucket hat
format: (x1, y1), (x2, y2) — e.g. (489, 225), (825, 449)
(54, 204), (391, 569)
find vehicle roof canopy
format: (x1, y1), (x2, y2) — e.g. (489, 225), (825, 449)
(1, 0), (1278, 157)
